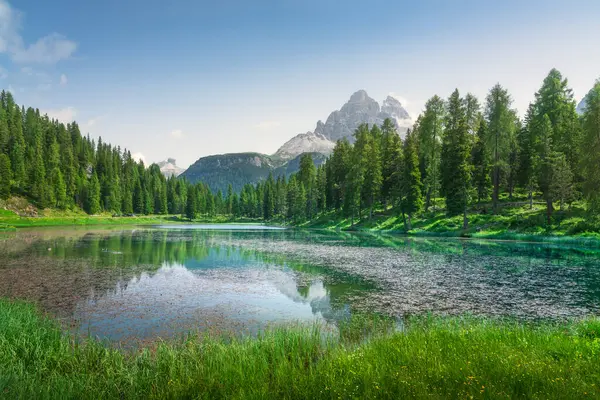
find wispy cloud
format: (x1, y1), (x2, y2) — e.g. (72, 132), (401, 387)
(0, 65), (6, 79)
(84, 116), (103, 128)
(170, 129), (184, 138)
(0, 1), (77, 64)
(60, 73), (67, 85)
(254, 121), (281, 130)
(132, 152), (146, 164)
(42, 106), (77, 123)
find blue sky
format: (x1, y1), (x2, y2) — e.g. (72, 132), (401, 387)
(1, 0), (599, 168)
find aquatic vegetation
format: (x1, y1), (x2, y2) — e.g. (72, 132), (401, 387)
(1, 299), (599, 399)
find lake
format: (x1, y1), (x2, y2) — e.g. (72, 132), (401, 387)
(1, 225), (600, 345)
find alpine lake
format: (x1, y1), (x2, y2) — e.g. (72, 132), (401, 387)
(1, 224), (600, 347)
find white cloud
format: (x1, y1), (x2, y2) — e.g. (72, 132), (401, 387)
(254, 120), (281, 130)
(131, 152), (146, 164)
(11, 33), (77, 64)
(0, 0), (21, 54)
(60, 73), (67, 85)
(0, 66), (6, 79)
(43, 106), (77, 123)
(0, 1), (77, 64)
(170, 129), (184, 138)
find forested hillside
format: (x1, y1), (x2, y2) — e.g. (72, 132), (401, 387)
(2, 69), (600, 234)
(0, 90), (214, 217)
(210, 69), (600, 233)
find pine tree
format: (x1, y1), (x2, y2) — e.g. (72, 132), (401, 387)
(263, 173), (275, 220)
(186, 185), (197, 220)
(549, 152), (573, 211)
(363, 126), (383, 219)
(329, 139), (351, 210)
(418, 96), (445, 212)
(441, 89), (472, 227)
(536, 114), (556, 225)
(226, 184), (234, 215)
(401, 129), (423, 230)
(516, 105), (537, 208)
(381, 118), (401, 210)
(316, 166), (327, 215)
(533, 69), (581, 174)
(0, 154), (11, 199)
(86, 172), (101, 214)
(53, 168), (67, 209)
(484, 84), (517, 213)
(0, 105), (9, 153)
(580, 81), (600, 212)
(472, 119), (491, 205)
(8, 107), (25, 189)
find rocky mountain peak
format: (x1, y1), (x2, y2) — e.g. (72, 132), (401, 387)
(157, 158), (185, 178)
(382, 95), (410, 120)
(273, 131), (335, 162)
(313, 89), (412, 142)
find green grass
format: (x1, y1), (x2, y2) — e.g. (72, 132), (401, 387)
(304, 200), (600, 245)
(1, 299), (600, 399)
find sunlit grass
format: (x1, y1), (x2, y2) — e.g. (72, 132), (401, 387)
(1, 299), (599, 399)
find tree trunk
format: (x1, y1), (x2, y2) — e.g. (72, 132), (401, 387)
(492, 167), (499, 214)
(406, 213), (412, 231)
(425, 187), (431, 212)
(463, 198), (469, 230)
(546, 198), (553, 226)
(529, 187), (533, 210)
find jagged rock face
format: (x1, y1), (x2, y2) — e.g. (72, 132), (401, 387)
(181, 89), (412, 192)
(314, 90), (412, 142)
(273, 131), (335, 162)
(157, 158), (185, 178)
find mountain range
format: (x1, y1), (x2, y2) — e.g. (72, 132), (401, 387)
(179, 90), (412, 192)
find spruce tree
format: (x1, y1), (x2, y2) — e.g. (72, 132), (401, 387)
(441, 89), (472, 227)
(418, 96), (445, 211)
(86, 172), (101, 214)
(580, 81), (600, 212)
(0, 154), (11, 199)
(401, 129), (423, 230)
(472, 119), (492, 205)
(484, 84), (517, 213)
(185, 186), (197, 220)
(363, 126), (383, 219)
(381, 118), (401, 210)
(53, 168), (67, 209)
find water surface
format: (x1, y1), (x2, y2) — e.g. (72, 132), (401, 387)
(1, 225), (599, 345)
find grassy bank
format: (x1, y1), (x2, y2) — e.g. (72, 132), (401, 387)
(1, 299), (599, 399)
(303, 201), (600, 245)
(0, 208), (176, 229)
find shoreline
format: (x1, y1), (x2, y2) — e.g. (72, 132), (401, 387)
(2, 214), (600, 247)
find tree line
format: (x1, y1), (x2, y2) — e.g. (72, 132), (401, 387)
(1, 68), (600, 228)
(212, 69), (600, 228)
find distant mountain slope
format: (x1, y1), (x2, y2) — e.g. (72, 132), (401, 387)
(180, 152), (328, 193)
(157, 158), (185, 177)
(181, 89), (413, 192)
(272, 132), (335, 162)
(180, 153), (274, 193)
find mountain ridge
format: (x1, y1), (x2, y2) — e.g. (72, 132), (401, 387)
(180, 90), (412, 192)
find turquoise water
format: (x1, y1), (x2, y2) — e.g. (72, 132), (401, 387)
(1, 225), (599, 345)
